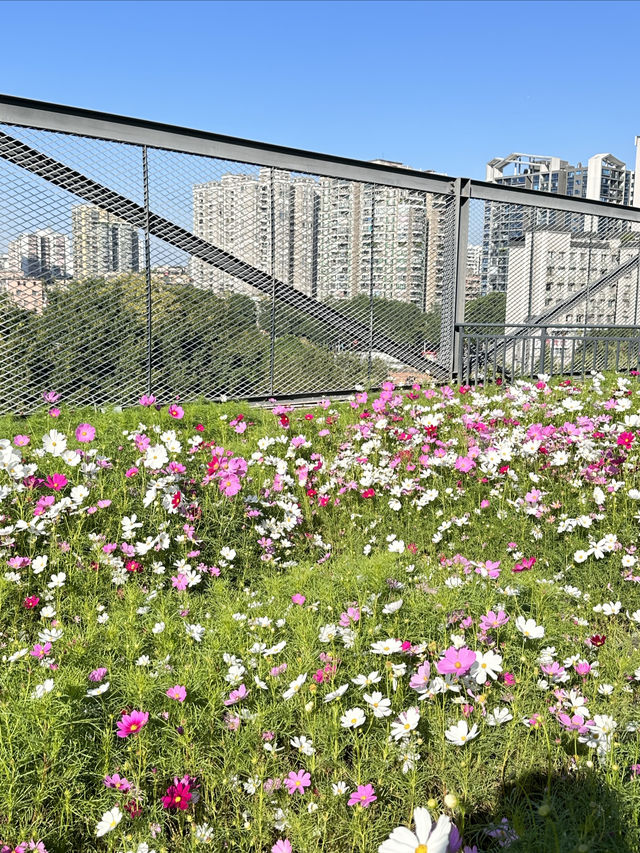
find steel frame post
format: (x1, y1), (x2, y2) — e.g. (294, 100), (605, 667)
(451, 178), (470, 379)
(142, 146), (152, 395)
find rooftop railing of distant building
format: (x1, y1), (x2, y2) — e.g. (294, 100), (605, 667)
(1, 94), (640, 412)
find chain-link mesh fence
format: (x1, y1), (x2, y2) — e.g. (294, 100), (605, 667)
(458, 196), (640, 381)
(2, 101), (640, 412)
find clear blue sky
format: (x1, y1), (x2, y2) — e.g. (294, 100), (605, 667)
(1, 0), (639, 179)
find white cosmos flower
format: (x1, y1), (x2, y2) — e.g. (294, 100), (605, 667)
(389, 707), (420, 741)
(47, 572), (66, 589)
(573, 550), (589, 564)
(363, 691), (393, 718)
(340, 707), (366, 729)
(370, 638), (403, 655)
(445, 719), (479, 746)
(378, 806), (452, 853)
(323, 683), (349, 703)
(144, 444), (169, 470)
(352, 671), (382, 688)
(152, 621), (165, 634)
(71, 484), (90, 503)
(42, 429), (67, 457)
(31, 679), (55, 699)
(283, 673), (307, 700)
(382, 599), (403, 615)
(96, 805), (122, 837)
(514, 616), (545, 639)
(185, 623), (205, 642)
(486, 707), (513, 726)
(87, 681), (110, 697)
(470, 651), (502, 684)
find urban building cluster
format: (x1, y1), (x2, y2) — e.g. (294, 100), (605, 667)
(2, 142), (640, 329)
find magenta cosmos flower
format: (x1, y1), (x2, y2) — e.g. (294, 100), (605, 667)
(436, 646), (476, 676)
(104, 773), (132, 792)
(284, 769), (311, 794)
(139, 394), (156, 406)
(116, 710), (149, 738)
(45, 473), (67, 491)
(291, 593), (306, 605)
(75, 423), (96, 443)
(168, 404), (184, 419)
(166, 685), (187, 702)
(162, 779), (192, 810)
(348, 784), (377, 808)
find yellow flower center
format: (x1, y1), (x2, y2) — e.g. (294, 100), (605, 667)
(454, 661), (461, 669)
(415, 846), (428, 853)
(131, 724), (138, 731)
(175, 796), (181, 802)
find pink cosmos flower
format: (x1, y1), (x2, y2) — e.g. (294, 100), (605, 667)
(43, 391), (60, 404)
(75, 423), (96, 443)
(23, 596), (39, 609)
(224, 684), (248, 706)
(347, 783), (377, 807)
(116, 710), (149, 737)
(162, 779), (192, 810)
(104, 772), (132, 791)
(30, 643), (52, 659)
(48, 407), (60, 418)
(13, 435), (29, 447)
(409, 660), (431, 690)
(125, 467), (138, 478)
(284, 769), (311, 794)
(166, 685), (187, 702)
(291, 593), (306, 605)
(272, 840), (292, 853)
(219, 474), (242, 497)
(171, 574), (188, 591)
(168, 404), (184, 420)
(455, 456), (475, 473)
(139, 394), (156, 406)
(480, 610), (509, 631)
(89, 668), (107, 682)
(437, 646), (476, 676)
(45, 473), (67, 491)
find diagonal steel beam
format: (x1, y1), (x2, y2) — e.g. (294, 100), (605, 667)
(0, 129), (447, 379)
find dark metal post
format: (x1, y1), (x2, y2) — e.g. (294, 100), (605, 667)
(367, 185), (375, 387)
(451, 178), (470, 378)
(538, 326), (547, 375)
(269, 169), (276, 395)
(142, 146), (152, 395)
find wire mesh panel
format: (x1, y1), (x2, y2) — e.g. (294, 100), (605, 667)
(0, 123), (147, 412)
(460, 196), (640, 381)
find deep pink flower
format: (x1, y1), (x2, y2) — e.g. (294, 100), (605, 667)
(75, 423), (96, 443)
(436, 646), (476, 676)
(348, 783), (377, 807)
(48, 407), (60, 418)
(45, 473), (67, 491)
(125, 467), (139, 478)
(168, 404), (184, 420)
(116, 710), (149, 737)
(284, 769), (311, 794)
(166, 685), (187, 702)
(162, 779), (192, 810)
(23, 596), (40, 610)
(618, 432), (634, 448)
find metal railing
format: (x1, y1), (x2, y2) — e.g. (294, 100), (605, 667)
(1, 94), (640, 411)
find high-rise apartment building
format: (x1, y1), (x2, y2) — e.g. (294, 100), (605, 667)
(192, 168), (317, 297)
(71, 205), (140, 279)
(505, 228), (640, 327)
(481, 152), (635, 297)
(7, 228), (70, 280)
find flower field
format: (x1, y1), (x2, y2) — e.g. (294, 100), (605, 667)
(2, 375), (640, 852)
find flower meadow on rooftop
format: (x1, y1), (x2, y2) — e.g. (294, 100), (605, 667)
(1, 375), (640, 851)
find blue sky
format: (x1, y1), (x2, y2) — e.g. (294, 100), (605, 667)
(0, 0), (638, 179)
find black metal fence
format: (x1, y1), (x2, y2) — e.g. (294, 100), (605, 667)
(1, 95), (640, 412)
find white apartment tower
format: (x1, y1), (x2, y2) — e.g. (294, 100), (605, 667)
(72, 206), (140, 279)
(191, 168), (318, 297)
(7, 228), (70, 279)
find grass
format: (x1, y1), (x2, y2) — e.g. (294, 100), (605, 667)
(1, 376), (640, 852)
